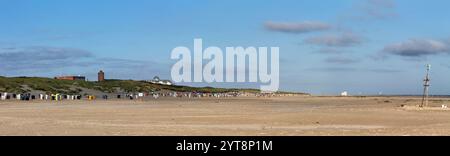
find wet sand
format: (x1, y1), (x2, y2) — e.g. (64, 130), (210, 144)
(1, 96), (450, 136)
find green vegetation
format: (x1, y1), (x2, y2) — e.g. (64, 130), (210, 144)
(0, 76), (276, 94)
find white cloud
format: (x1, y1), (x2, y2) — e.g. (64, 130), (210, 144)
(383, 39), (450, 57)
(344, 0), (397, 21)
(264, 21), (331, 33)
(325, 57), (360, 64)
(304, 33), (363, 47)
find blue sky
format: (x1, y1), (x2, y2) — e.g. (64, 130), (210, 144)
(1, 0), (450, 95)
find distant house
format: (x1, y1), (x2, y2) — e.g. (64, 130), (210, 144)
(148, 76), (173, 86)
(341, 91), (348, 96)
(55, 76), (86, 81)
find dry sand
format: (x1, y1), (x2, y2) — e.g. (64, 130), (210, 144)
(1, 96), (450, 136)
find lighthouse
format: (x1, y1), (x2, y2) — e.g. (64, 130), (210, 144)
(98, 70), (105, 82)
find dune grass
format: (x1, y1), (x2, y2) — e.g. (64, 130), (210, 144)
(0, 76), (266, 94)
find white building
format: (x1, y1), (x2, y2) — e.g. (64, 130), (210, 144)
(148, 76), (173, 86)
(1, 93), (7, 100)
(341, 91), (348, 96)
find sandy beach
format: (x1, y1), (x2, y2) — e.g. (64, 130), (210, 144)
(1, 96), (450, 136)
